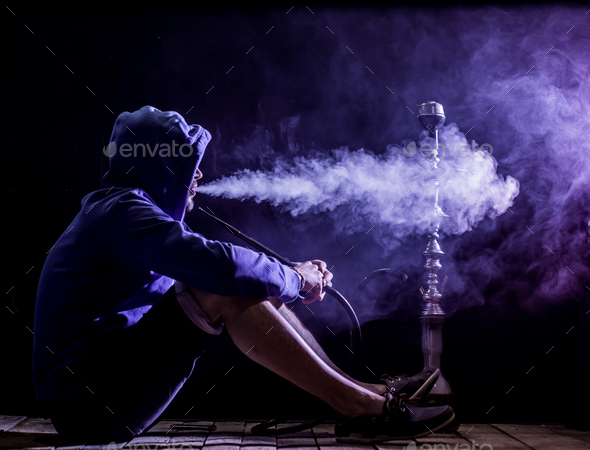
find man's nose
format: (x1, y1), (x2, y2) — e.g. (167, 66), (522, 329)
(195, 168), (203, 180)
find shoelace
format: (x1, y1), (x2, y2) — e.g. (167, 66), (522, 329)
(384, 392), (408, 415)
(380, 373), (410, 384)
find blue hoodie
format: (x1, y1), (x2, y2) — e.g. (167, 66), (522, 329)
(33, 105), (301, 401)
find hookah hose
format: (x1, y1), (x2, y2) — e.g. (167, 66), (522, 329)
(197, 207), (362, 435)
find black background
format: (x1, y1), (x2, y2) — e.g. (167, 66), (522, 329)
(2, 1), (589, 426)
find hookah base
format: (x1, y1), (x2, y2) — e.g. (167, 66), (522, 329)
(422, 370), (454, 407)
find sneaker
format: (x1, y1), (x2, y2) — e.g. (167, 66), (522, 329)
(380, 367), (440, 405)
(335, 392), (455, 443)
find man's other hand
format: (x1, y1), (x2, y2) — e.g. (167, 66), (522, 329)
(293, 260), (333, 304)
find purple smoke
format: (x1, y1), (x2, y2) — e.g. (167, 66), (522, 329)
(199, 125), (520, 252)
(195, 4), (590, 324)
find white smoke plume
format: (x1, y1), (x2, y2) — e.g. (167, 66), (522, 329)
(198, 123), (519, 253)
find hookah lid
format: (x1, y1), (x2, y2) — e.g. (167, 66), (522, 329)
(417, 101), (445, 118)
(417, 101), (446, 133)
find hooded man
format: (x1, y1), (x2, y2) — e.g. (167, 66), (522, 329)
(32, 106), (454, 444)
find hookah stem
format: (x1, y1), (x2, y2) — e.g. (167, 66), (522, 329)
(434, 128), (441, 230)
(197, 207), (294, 267)
(197, 207), (339, 298)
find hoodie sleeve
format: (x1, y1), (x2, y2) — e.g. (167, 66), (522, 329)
(110, 190), (301, 303)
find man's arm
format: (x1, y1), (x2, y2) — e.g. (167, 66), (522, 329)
(109, 190), (302, 303)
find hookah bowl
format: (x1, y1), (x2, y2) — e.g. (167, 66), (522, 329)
(416, 101), (453, 406)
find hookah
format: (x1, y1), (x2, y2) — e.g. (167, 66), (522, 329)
(355, 101), (453, 406)
(416, 101), (453, 405)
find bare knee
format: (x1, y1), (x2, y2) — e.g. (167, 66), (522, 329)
(187, 287), (238, 325)
(268, 297), (282, 310)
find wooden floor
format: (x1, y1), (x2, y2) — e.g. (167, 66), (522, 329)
(1, 416), (590, 450)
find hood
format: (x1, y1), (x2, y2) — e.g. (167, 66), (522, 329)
(103, 105), (211, 222)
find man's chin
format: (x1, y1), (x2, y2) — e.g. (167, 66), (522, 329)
(186, 197), (195, 213)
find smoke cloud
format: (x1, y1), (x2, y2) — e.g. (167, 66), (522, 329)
(192, 4), (590, 322)
(199, 124), (520, 254)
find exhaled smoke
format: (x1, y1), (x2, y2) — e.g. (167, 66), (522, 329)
(198, 123), (519, 253)
(195, 4), (590, 320)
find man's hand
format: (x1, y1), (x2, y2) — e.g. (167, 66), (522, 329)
(293, 260), (333, 304)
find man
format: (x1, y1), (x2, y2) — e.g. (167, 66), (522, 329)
(33, 106), (454, 443)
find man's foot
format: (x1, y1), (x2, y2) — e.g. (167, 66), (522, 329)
(335, 392), (455, 443)
(359, 382), (388, 395)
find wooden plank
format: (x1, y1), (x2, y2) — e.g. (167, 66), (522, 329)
(374, 444), (409, 450)
(319, 444), (373, 450)
(378, 439), (414, 445)
(314, 424), (412, 448)
(201, 445), (241, 450)
(167, 434), (207, 446)
(315, 430), (377, 447)
(208, 421), (245, 434)
(312, 424), (334, 436)
(205, 435), (243, 445)
(312, 423), (336, 447)
(277, 436), (317, 447)
(316, 436), (339, 447)
(457, 423), (529, 450)
(144, 420), (184, 434)
(543, 423), (590, 442)
(8, 418), (57, 434)
(243, 422), (316, 447)
(242, 422), (277, 446)
(242, 435), (277, 446)
(278, 447), (319, 450)
(415, 431), (472, 446)
(0, 415), (27, 432)
(83, 442), (126, 450)
(276, 426), (315, 447)
(184, 420), (216, 426)
(244, 421), (270, 433)
(277, 430), (314, 438)
(204, 421), (245, 446)
(492, 423), (590, 450)
(124, 435), (172, 447)
(171, 419), (215, 439)
(314, 422), (411, 448)
(314, 423), (372, 449)
(236, 447), (276, 450)
(178, 420), (216, 431)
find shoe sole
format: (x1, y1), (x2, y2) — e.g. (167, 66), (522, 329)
(335, 412), (456, 444)
(409, 368), (440, 402)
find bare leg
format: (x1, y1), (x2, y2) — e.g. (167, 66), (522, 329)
(188, 288), (385, 417)
(278, 303), (387, 395)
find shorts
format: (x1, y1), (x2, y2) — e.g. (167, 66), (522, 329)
(44, 284), (217, 443)
(175, 281), (223, 335)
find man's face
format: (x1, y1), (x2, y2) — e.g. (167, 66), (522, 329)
(186, 168), (203, 213)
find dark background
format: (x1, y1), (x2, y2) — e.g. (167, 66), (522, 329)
(2, 1), (590, 426)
